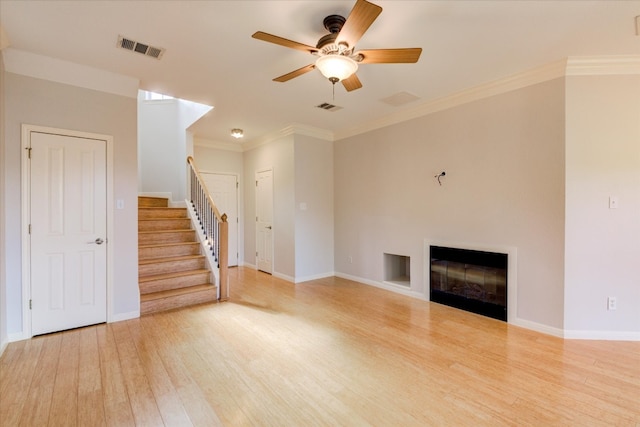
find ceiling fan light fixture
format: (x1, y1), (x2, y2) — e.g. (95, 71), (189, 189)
(315, 55), (358, 83)
(231, 128), (244, 138)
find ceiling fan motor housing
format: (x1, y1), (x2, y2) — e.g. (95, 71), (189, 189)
(323, 15), (346, 33)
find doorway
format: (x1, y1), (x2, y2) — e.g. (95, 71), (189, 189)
(255, 169), (273, 274)
(22, 125), (113, 336)
(201, 172), (239, 267)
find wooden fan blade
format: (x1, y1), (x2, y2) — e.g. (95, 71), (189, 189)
(273, 64), (316, 82)
(336, 0), (382, 49)
(357, 48), (422, 64)
(252, 31), (318, 54)
(342, 74), (363, 92)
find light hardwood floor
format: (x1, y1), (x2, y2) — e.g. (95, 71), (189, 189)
(2, 267), (639, 426)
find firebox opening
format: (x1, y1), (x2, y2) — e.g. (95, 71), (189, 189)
(430, 246), (507, 321)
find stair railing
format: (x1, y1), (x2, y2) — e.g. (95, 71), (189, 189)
(187, 156), (229, 301)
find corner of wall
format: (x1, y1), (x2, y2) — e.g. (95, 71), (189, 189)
(0, 48), (8, 353)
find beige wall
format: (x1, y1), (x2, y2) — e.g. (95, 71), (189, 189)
(3, 73), (139, 336)
(564, 74), (640, 335)
(294, 135), (334, 281)
(243, 135), (296, 279)
(334, 78), (566, 329)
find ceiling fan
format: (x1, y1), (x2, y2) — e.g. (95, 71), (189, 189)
(252, 0), (422, 92)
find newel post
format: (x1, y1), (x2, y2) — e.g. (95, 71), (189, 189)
(219, 213), (229, 301)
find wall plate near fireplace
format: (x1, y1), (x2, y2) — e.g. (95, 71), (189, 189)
(423, 240), (518, 324)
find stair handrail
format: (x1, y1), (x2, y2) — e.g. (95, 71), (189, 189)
(187, 156), (229, 301)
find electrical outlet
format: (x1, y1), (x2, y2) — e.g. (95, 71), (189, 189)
(609, 196), (619, 209)
(607, 297), (617, 311)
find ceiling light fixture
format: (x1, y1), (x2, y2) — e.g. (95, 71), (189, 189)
(315, 54), (358, 85)
(231, 128), (244, 138)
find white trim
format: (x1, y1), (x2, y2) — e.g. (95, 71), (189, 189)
(335, 272), (429, 300)
(8, 332), (28, 343)
(0, 339), (7, 357)
(21, 124), (115, 338)
(566, 55), (640, 76)
(423, 239), (518, 325)
(244, 261), (290, 281)
(334, 55), (640, 141)
(510, 318), (565, 339)
(3, 48), (139, 98)
(198, 56), (640, 148)
(334, 60), (567, 141)
(185, 200), (221, 294)
(563, 329), (640, 341)
(272, 271), (295, 283)
(109, 310), (140, 323)
(295, 271), (335, 284)
(243, 124), (333, 152)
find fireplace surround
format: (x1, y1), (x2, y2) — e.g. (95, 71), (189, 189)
(427, 243), (514, 322)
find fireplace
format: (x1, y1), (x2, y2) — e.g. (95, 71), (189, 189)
(430, 245), (507, 321)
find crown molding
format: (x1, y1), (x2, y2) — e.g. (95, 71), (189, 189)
(334, 55), (640, 141)
(242, 123), (333, 152)
(566, 55), (640, 76)
(334, 59), (568, 141)
(2, 48), (139, 98)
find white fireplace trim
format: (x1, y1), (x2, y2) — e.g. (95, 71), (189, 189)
(423, 239), (518, 325)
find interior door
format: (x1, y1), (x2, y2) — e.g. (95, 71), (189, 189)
(255, 169), (273, 274)
(201, 173), (239, 266)
(30, 132), (107, 335)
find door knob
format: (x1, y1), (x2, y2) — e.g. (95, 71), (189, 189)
(90, 238), (104, 245)
(266, 226), (272, 229)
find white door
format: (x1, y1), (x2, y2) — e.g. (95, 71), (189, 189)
(30, 132), (107, 335)
(201, 173), (239, 266)
(255, 169), (273, 274)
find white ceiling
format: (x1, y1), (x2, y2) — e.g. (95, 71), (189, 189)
(1, 1), (639, 145)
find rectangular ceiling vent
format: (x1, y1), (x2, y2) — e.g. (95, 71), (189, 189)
(316, 102), (343, 112)
(117, 35), (165, 59)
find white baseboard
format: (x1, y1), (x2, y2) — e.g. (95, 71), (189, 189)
(511, 317), (565, 338)
(335, 272), (428, 300)
(563, 329), (640, 341)
(273, 271), (295, 283)
(240, 263), (295, 284)
(0, 339), (8, 357)
(295, 272), (335, 283)
(109, 310), (140, 323)
(8, 331), (28, 343)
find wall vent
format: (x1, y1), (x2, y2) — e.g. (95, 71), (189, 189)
(117, 35), (165, 59)
(316, 102), (343, 112)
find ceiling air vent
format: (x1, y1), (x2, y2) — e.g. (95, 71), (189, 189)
(117, 35), (165, 59)
(316, 102), (343, 112)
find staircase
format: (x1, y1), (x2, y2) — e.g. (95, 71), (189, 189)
(138, 196), (217, 315)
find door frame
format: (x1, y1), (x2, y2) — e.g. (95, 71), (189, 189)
(21, 124), (114, 339)
(255, 168), (274, 274)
